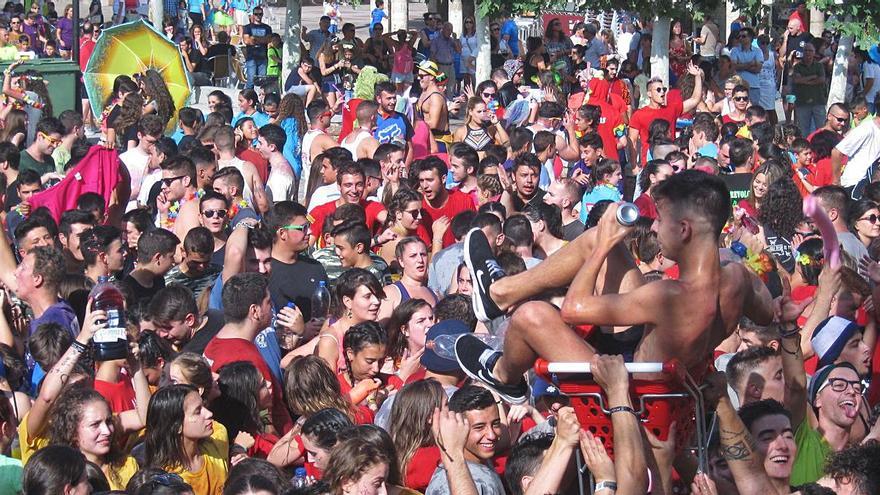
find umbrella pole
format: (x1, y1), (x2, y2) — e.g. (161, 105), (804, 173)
(73, 0), (81, 112)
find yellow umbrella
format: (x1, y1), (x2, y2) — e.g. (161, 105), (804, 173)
(83, 19), (192, 129)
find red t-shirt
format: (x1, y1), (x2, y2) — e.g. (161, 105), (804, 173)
(94, 375), (136, 414)
(630, 98), (684, 163)
(238, 148), (269, 184)
(722, 114), (746, 126)
(204, 337), (293, 433)
(334, 372), (377, 424)
(422, 189), (476, 247)
(79, 38), (95, 72)
(309, 199), (386, 239)
(294, 435), (321, 479)
(634, 192), (658, 220)
(405, 446), (442, 491)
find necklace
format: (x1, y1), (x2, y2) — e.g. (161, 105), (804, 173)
(227, 198), (251, 219)
(168, 189), (198, 223)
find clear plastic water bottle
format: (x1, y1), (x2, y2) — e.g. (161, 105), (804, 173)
(291, 467), (308, 488)
(426, 333), (504, 361)
(88, 276), (128, 361)
(616, 202), (640, 226)
(310, 281), (331, 322)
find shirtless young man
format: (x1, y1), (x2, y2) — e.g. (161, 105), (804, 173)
(416, 60), (452, 152)
(456, 171), (778, 403)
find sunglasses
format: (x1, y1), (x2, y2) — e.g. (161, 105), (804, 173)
(38, 131), (62, 146)
(654, 87), (668, 94)
(820, 377), (863, 394)
(465, 20), (473, 24)
(280, 222), (311, 232)
(833, 116), (849, 123)
(202, 209), (228, 219)
(404, 209), (422, 217)
(161, 175), (186, 187)
(482, 92), (496, 98)
(253, 11), (263, 16)
(860, 214), (879, 224)
(10, 20), (19, 24)
(733, 96), (749, 102)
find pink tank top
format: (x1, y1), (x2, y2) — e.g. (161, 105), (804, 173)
(411, 120), (431, 160)
(393, 45), (413, 74)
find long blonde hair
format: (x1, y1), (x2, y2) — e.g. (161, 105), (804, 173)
(284, 355), (357, 420)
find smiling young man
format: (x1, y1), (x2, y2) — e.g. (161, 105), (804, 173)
(425, 385), (505, 495)
(157, 156), (201, 241)
(738, 399), (797, 494)
(308, 161), (387, 243)
(331, 221), (391, 284)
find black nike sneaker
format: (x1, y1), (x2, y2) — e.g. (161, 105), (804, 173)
(454, 333), (529, 404)
(463, 228), (505, 322)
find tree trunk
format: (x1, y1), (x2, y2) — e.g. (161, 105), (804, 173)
(827, 33), (853, 109)
(474, 11), (491, 85)
(449, 0), (463, 35)
(149, 0), (163, 28)
(281, 0), (302, 89)
(650, 17), (670, 84)
(809, 8), (824, 37)
(390, 0), (408, 33)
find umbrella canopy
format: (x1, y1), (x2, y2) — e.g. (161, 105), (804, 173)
(83, 19), (191, 126)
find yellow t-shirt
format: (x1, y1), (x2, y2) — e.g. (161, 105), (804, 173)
(17, 411), (138, 490)
(165, 422), (229, 495)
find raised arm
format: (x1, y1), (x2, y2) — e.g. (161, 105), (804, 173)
(222, 220), (257, 283)
(523, 407), (581, 495)
(682, 62), (704, 115)
(27, 307), (103, 442)
(432, 406), (479, 495)
(0, 218), (19, 293)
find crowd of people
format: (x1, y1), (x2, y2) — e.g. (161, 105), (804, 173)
(0, 0), (879, 494)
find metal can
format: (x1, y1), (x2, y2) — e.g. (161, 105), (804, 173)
(616, 202), (640, 226)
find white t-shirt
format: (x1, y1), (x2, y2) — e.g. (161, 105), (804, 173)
(307, 183), (340, 212)
(837, 118), (880, 187)
(138, 169), (163, 207)
(864, 62), (880, 104)
(266, 162), (296, 203)
(120, 147), (150, 211)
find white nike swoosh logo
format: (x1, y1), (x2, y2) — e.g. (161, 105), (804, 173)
(474, 268), (488, 296)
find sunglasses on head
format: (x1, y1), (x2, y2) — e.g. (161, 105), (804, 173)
(202, 209), (228, 219)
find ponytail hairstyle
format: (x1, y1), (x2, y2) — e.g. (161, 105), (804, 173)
(795, 237), (824, 286)
(590, 158), (621, 186)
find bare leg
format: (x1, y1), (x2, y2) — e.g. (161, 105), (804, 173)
(491, 228), (644, 310)
(493, 301), (598, 384)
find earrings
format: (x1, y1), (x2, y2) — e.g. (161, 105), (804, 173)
(346, 308), (353, 319)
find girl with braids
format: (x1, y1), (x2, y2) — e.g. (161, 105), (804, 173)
(144, 384), (228, 494)
(384, 298), (434, 386)
(139, 69), (176, 129)
(107, 92), (145, 151)
(266, 356), (362, 469)
(378, 189), (431, 264)
(20, 307), (147, 490)
(0, 108), (27, 148)
(299, 408), (354, 479)
(273, 93), (307, 178)
(388, 380), (446, 491)
(315, 268), (383, 374)
(212, 361), (277, 459)
(338, 321), (391, 415)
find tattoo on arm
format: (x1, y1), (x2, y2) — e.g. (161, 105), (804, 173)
(720, 440), (752, 461)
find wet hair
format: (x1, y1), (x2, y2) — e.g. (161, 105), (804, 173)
(301, 408), (354, 452)
(333, 268), (383, 318)
(222, 272), (269, 323)
(284, 355), (356, 419)
(22, 445), (87, 495)
(214, 361), (265, 438)
(523, 203), (564, 240)
(652, 170), (732, 238)
(144, 384), (202, 471)
(389, 379), (445, 477)
(505, 434), (555, 495)
(738, 399), (791, 432)
(79, 225), (121, 266)
(138, 330), (173, 370)
(433, 294), (477, 332)
(342, 321), (387, 384)
(449, 143), (479, 174)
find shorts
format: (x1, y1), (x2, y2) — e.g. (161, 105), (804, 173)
(189, 12), (204, 25)
(392, 72), (413, 84)
(322, 80), (340, 93)
(234, 8), (249, 26)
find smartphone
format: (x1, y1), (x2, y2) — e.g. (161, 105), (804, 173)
(798, 167), (810, 177)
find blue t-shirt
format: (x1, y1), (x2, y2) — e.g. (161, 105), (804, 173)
(370, 8), (386, 32)
(232, 111), (271, 128)
(280, 117), (303, 178)
(580, 184), (622, 223)
(375, 111), (414, 146)
(500, 20), (519, 57)
(188, 0), (205, 14)
(232, 0), (249, 11)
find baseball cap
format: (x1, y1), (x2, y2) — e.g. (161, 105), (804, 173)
(421, 320), (470, 373)
(418, 60), (443, 79)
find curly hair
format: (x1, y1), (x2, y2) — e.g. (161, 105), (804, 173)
(284, 355), (357, 420)
(140, 69), (176, 128)
(275, 93), (307, 139)
(23, 70), (53, 118)
(113, 92), (146, 143)
(48, 384), (127, 487)
(758, 177), (803, 239)
(823, 440), (880, 494)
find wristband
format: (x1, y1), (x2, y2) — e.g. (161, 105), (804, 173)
(608, 405), (637, 417)
(595, 481), (617, 492)
(71, 340), (89, 353)
(779, 324), (800, 339)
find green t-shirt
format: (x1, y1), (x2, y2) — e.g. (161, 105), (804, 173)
(792, 61), (827, 106)
(267, 46), (281, 76)
(19, 150), (55, 176)
(0, 455), (22, 493)
(790, 420), (832, 486)
(51, 146), (70, 174)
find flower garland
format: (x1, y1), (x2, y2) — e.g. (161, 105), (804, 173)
(731, 241), (774, 282)
(227, 198), (250, 219)
(100, 100), (118, 126)
(167, 189), (198, 224)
